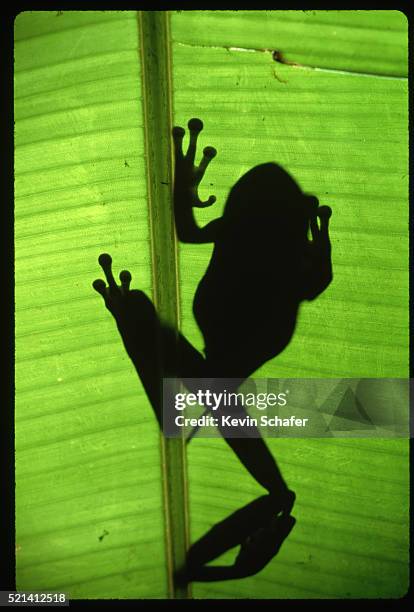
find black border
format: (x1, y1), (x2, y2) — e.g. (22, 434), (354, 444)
(4, 4), (413, 606)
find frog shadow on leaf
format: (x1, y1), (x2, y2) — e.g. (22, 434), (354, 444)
(93, 118), (333, 582)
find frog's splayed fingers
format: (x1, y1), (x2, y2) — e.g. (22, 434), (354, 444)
(172, 118), (217, 209)
(92, 253), (133, 316)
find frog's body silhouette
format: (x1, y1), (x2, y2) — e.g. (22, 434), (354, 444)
(193, 163), (319, 377)
(93, 119), (332, 583)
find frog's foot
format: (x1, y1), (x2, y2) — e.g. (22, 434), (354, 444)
(92, 253), (132, 317)
(172, 118), (217, 208)
(234, 513), (296, 576)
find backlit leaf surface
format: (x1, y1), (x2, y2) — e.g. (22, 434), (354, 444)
(15, 10), (408, 599)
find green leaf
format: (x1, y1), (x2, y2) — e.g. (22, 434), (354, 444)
(15, 10), (408, 599)
(15, 11), (169, 598)
(171, 10), (408, 77)
(138, 11), (189, 599)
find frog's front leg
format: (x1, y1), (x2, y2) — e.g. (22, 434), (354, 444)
(173, 118), (222, 244)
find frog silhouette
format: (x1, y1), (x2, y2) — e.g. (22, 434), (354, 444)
(93, 118), (333, 582)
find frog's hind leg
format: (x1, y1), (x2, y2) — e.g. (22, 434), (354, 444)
(93, 253), (207, 427)
(176, 494), (296, 583)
